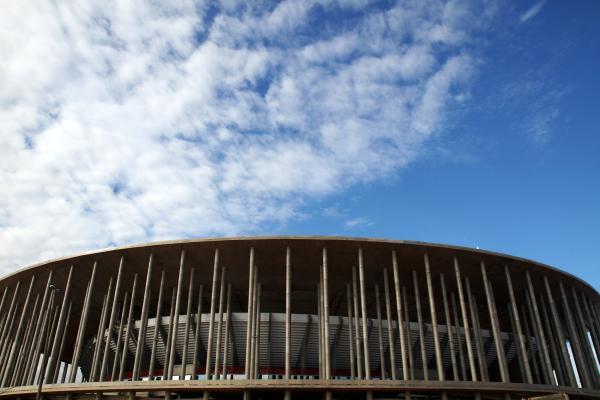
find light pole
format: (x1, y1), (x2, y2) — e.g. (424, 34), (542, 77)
(36, 285), (58, 400)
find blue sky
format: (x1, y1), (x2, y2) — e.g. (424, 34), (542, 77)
(278, 1), (600, 289)
(1, 1), (599, 289)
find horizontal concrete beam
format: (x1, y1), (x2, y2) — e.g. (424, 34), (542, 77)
(2, 379), (600, 399)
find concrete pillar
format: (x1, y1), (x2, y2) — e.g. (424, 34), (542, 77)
(245, 247), (255, 381)
(451, 292), (466, 380)
(347, 284), (356, 379)
(285, 246), (292, 380)
(413, 270), (428, 381)
(111, 291), (129, 381)
(392, 251), (408, 380)
(424, 254), (444, 381)
(453, 258), (477, 381)
(148, 270), (165, 379)
(100, 258), (124, 382)
(2, 275), (37, 387)
(163, 288), (176, 380)
(383, 269), (397, 380)
(480, 261), (509, 382)
(440, 274), (458, 380)
(119, 274), (139, 381)
(167, 250), (186, 379)
(192, 283), (204, 380)
(358, 248), (371, 380)
(322, 248), (331, 380)
(375, 284), (386, 379)
(403, 287), (414, 380)
(352, 266), (363, 379)
(214, 266), (227, 379)
(465, 279), (488, 382)
(206, 248), (220, 382)
(559, 281), (592, 388)
(222, 284), (232, 379)
(133, 254), (154, 380)
(504, 266), (533, 384)
(91, 279), (112, 381)
(69, 263), (96, 383)
(525, 271), (554, 385)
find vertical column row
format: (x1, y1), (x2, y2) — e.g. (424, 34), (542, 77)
(0, 243), (598, 396)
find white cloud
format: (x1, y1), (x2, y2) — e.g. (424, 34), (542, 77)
(499, 78), (569, 144)
(520, 0), (547, 23)
(344, 217), (374, 230)
(0, 0), (485, 274)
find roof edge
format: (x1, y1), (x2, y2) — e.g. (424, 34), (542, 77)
(3, 235), (597, 295)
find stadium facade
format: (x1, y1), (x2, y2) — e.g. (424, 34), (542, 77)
(0, 237), (598, 400)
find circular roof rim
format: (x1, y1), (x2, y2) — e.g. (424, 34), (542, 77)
(3, 235), (597, 295)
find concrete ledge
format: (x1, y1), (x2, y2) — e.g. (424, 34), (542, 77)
(2, 380), (600, 399)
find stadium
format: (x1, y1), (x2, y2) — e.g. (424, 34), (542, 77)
(0, 236), (598, 400)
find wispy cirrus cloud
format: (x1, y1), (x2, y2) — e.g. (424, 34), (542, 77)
(344, 217), (374, 230)
(520, 0), (547, 23)
(0, 0), (490, 273)
(497, 72), (570, 145)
